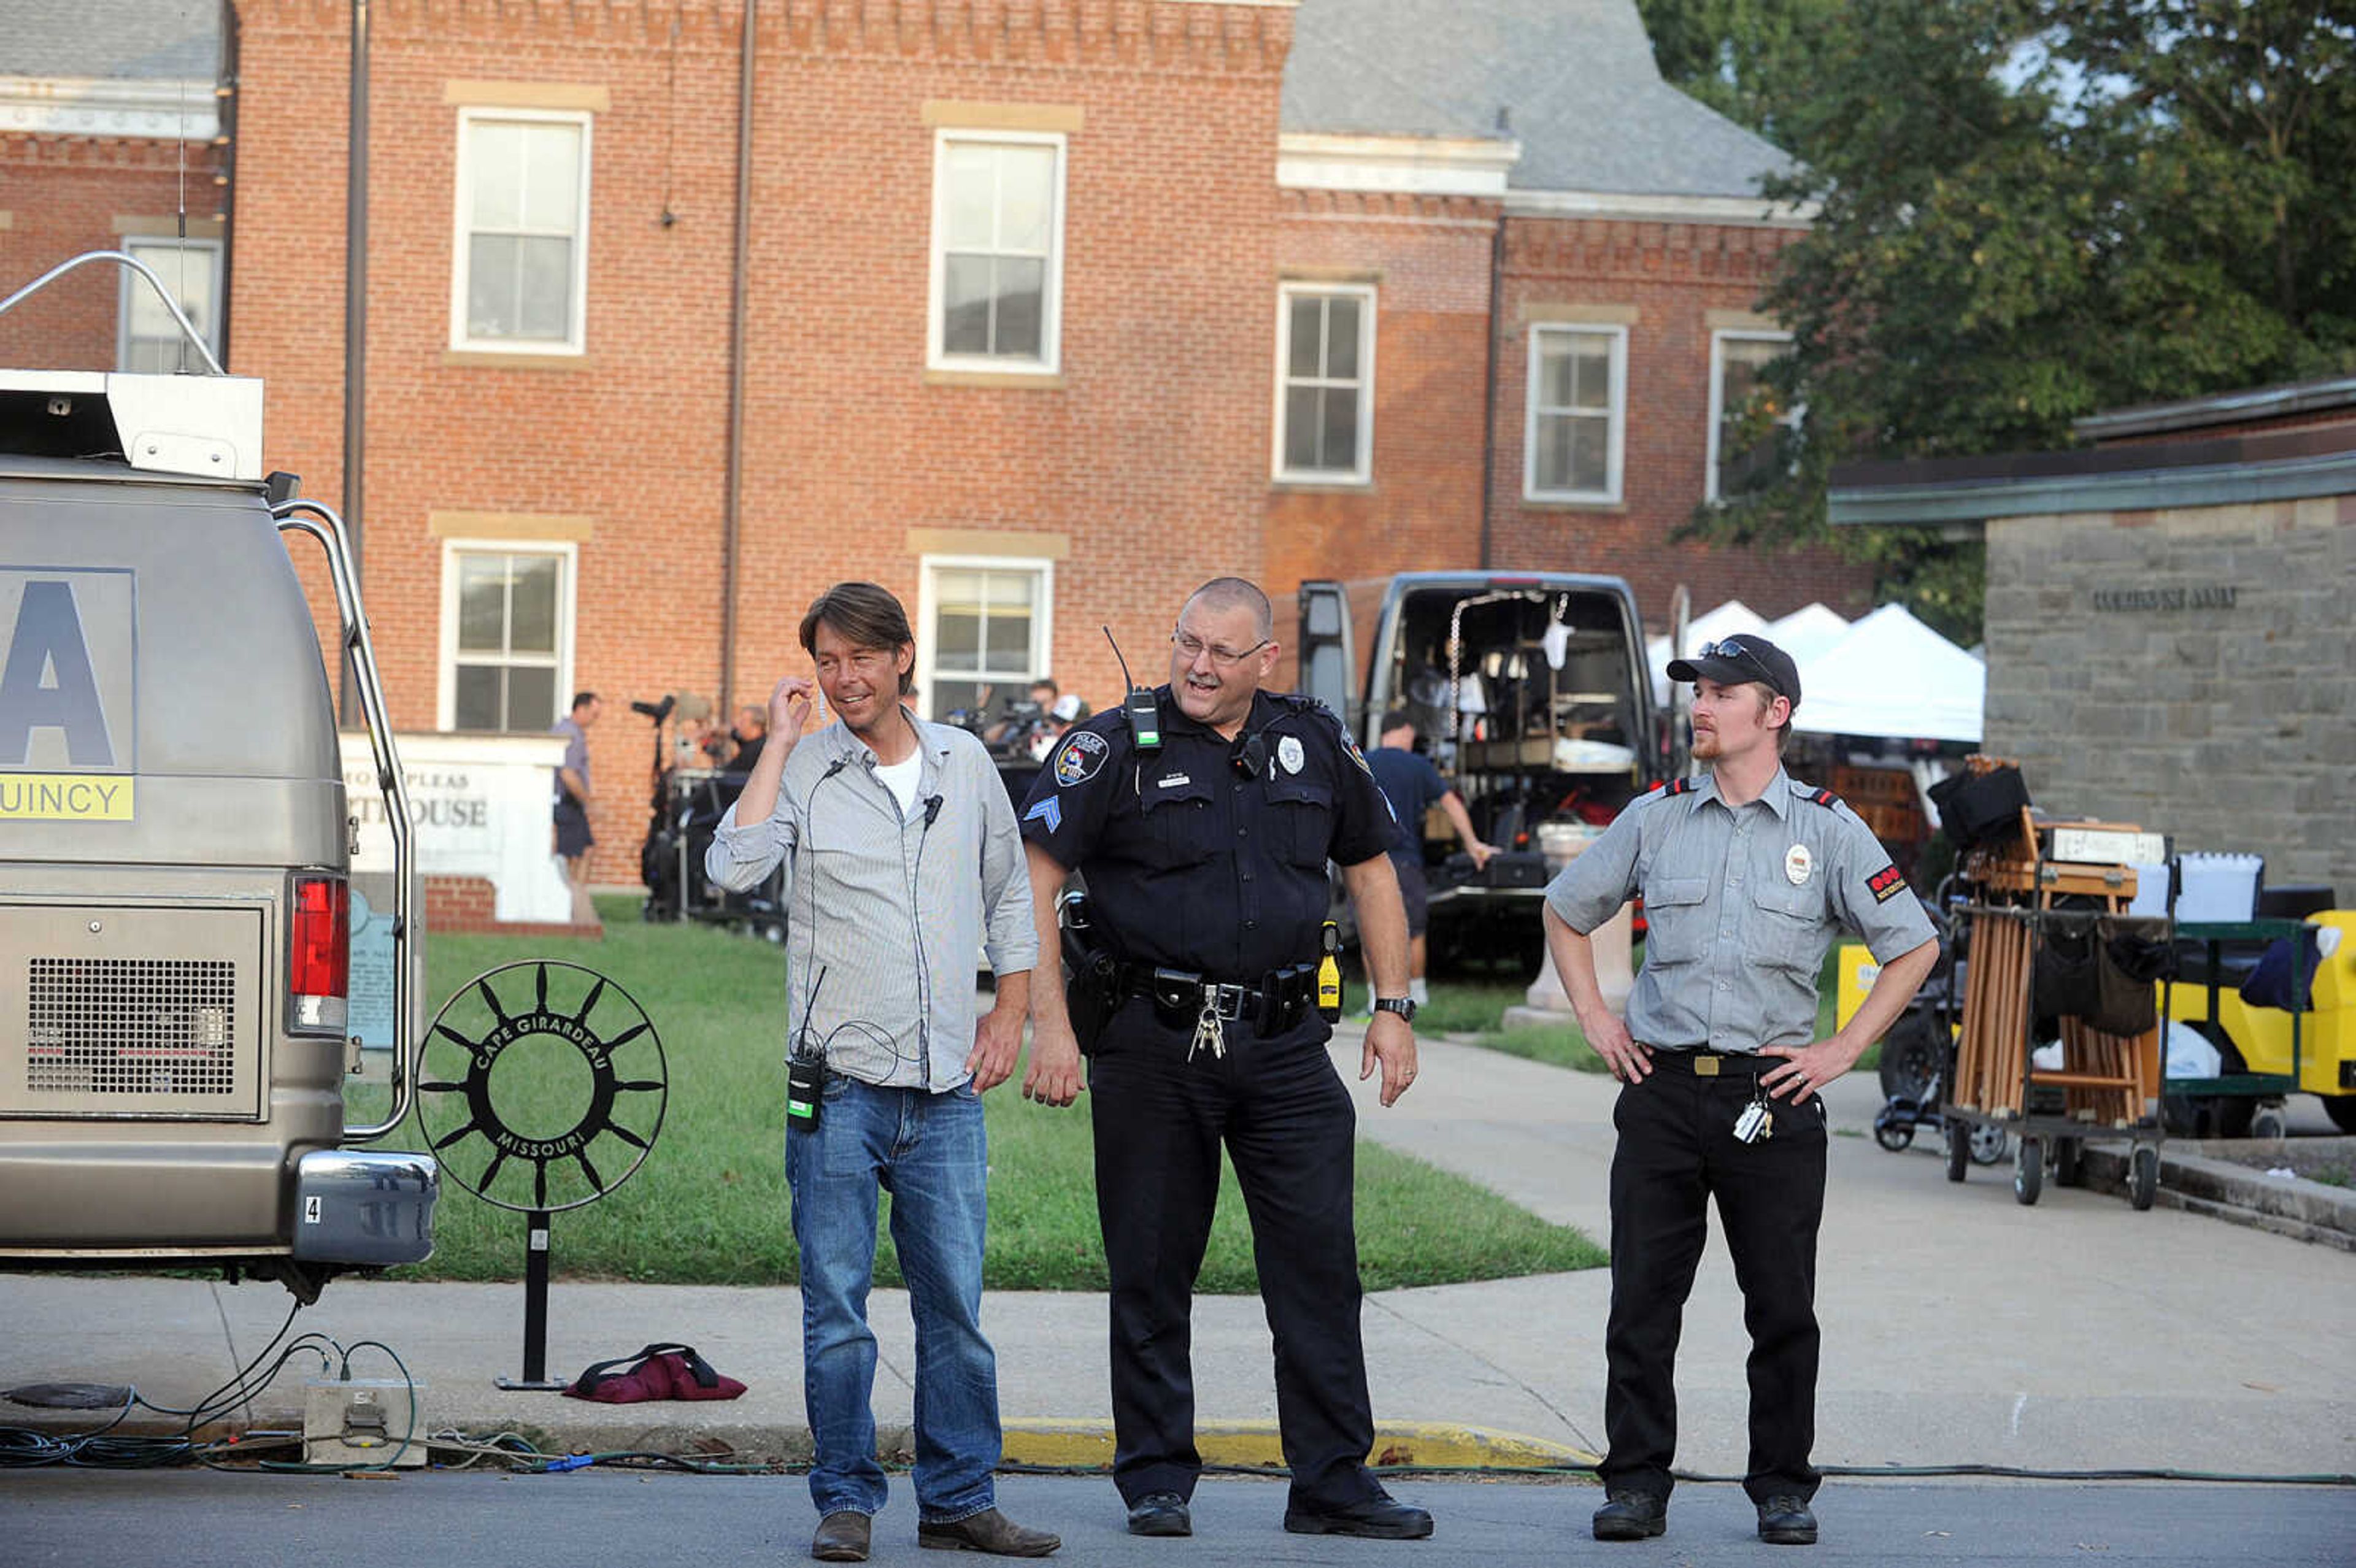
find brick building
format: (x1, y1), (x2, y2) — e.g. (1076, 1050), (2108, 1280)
(6, 0), (1871, 888)
(1830, 377), (2356, 902)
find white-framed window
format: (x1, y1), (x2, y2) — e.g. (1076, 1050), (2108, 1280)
(927, 131), (1065, 374)
(915, 557), (1055, 724)
(1272, 282), (1376, 483)
(1707, 329), (1799, 502)
(118, 236), (222, 373)
(436, 540), (577, 732)
(449, 109), (593, 355)
(1524, 323), (1628, 503)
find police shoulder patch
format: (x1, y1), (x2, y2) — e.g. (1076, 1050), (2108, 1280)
(1866, 863), (1907, 904)
(1053, 729), (1109, 788)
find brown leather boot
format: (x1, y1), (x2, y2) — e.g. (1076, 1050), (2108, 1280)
(915, 1508), (1061, 1556)
(810, 1511), (871, 1562)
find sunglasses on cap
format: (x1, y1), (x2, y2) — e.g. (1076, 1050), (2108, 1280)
(1693, 638), (1785, 695)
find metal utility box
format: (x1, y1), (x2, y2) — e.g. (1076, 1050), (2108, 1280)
(302, 1378), (429, 1467)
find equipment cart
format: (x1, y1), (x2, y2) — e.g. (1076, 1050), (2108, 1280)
(1942, 809), (2169, 1210)
(2162, 917), (2315, 1137)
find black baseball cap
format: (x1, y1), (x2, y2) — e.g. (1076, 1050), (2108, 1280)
(1666, 632), (1801, 707)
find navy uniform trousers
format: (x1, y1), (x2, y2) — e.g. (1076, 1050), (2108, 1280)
(1603, 1048), (1827, 1506)
(1086, 996), (1382, 1513)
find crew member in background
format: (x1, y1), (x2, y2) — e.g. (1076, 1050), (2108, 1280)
(664, 691), (727, 774)
(728, 702), (768, 774)
(706, 583), (1057, 1563)
(550, 690), (601, 924)
(985, 677), (1061, 750)
(1542, 633), (1938, 1549)
(1365, 710), (1497, 1010)
(1017, 577), (1434, 1544)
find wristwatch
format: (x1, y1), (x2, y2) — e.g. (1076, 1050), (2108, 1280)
(1372, 996), (1419, 1023)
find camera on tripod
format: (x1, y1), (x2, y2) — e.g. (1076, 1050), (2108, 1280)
(630, 693), (676, 722)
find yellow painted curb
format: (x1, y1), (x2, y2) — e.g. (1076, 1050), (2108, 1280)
(1002, 1418), (1596, 1472)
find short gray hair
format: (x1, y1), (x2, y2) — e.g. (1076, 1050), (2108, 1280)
(1184, 577), (1271, 643)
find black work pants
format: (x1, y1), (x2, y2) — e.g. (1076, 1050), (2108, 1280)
(1087, 997), (1381, 1511)
(1601, 1056), (1827, 1506)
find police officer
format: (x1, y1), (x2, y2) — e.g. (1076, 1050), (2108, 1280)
(1018, 577), (1434, 1543)
(1542, 633), (1937, 1548)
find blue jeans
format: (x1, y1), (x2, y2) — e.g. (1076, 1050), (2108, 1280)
(787, 1074), (999, 1522)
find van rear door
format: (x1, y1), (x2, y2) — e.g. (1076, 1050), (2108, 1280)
(1295, 580), (1354, 728)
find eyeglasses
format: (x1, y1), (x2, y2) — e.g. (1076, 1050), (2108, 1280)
(1693, 638), (1782, 691)
(1171, 630), (1270, 669)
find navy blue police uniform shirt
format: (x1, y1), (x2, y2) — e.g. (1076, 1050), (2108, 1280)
(1018, 686), (1396, 981)
(1364, 747), (1448, 867)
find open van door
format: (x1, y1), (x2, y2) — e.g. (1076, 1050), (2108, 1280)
(1295, 580), (1354, 729)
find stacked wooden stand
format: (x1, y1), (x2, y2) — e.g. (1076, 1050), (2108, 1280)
(1944, 764), (2166, 1209)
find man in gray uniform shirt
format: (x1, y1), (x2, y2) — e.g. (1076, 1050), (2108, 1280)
(1542, 633), (1938, 1548)
(707, 583), (1055, 1562)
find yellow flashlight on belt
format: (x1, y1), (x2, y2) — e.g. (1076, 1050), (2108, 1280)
(1317, 921), (1343, 1023)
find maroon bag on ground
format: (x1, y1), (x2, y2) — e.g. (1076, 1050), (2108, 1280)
(561, 1342), (747, 1402)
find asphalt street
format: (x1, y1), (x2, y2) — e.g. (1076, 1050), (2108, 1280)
(3, 1470), (2349, 1567)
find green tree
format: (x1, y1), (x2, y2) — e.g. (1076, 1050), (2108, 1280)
(1639, 1), (2356, 642)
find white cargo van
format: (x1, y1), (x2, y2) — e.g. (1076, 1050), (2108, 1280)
(0, 253), (434, 1301)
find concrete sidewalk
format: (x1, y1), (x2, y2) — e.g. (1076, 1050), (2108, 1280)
(2, 1030), (2350, 1482)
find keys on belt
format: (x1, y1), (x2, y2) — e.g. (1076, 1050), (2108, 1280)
(1119, 963), (1314, 1041)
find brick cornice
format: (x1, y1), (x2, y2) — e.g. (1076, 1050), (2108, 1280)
(1279, 188), (1499, 226)
(0, 134), (226, 174)
(1503, 214), (1798, 282)
(236, 0), (1292, 73)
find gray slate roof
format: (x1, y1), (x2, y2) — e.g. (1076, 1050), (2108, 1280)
(1282, 0), (1793, 198)
(0, 0), (220, 81)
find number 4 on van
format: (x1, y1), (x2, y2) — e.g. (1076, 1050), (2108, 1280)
(304, 1196), (323, 1225)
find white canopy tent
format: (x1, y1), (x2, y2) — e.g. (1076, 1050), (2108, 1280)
(1647, 598), (1770, 707)
(1792, 603), (1984, 742)
(1765, 602), (1852, 666)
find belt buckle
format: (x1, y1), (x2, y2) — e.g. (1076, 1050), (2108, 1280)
(1695, 1055), (1720, 1077)
(1212, 984), (1247, 1021)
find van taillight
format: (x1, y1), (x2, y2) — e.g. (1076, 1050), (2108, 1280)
(290, 874), (350, 1034)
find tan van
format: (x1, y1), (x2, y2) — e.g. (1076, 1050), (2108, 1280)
(0, 253), (434, 1301)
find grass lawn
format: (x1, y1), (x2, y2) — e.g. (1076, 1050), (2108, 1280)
(352, 897), (1601, 1291)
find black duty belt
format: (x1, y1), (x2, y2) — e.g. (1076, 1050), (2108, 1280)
(1642, 1045), (1777, 1077)
(1117, 962), (1314, 1032)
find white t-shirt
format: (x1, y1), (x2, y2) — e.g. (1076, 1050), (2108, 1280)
(872, 751), (924, 819)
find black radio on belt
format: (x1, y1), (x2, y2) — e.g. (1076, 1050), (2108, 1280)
(787, 1055), (826, 1128)
(788, 967), (830, 1127)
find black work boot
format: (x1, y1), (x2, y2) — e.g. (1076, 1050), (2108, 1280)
(1757, 1495), (1819, 1546)
(1592, 1491), (1668, 1541)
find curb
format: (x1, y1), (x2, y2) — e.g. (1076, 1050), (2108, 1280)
(1001, 1418), (1597, 1474)
(2079, 1144), (2356, 1252)
(4, 1406), (1599, 1477)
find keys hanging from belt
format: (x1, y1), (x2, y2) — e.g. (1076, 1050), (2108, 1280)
(1189, 993), (1226, 1062)
(1734, 1086), (1774, 1145)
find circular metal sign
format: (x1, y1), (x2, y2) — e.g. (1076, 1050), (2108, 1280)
(417, 961), (666, 1213)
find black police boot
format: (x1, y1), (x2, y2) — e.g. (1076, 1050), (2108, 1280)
(1126, 1493), (1191, 1537)
(1281, 1493), (1434, 1539)
(1757, 1495), (1819, 1546)
(1592, 1490), (1669, 1541)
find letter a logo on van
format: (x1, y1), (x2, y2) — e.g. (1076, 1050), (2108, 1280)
(0, 579), (114, 767)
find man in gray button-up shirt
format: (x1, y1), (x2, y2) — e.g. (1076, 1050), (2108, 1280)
(704, 583), (1056, 1561)
(1543, 632), (1937, 1550)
